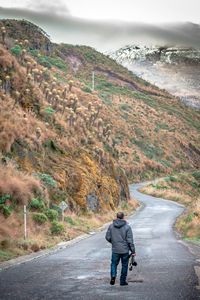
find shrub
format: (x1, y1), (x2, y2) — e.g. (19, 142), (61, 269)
(36, 173), (57, 188)
(64, 216), (75, 225)
(32, 213), (48, 225)
(51, 221), (64, 235)
(185, 214), (193, 223)
(165, 176), (178, 182)
(45, 209), (58, 221)
(2, 205), (12, 218)
(30, 198), (45, 210)
(82, 86), (92, 93)
(44, 107), (55, 115)
(51, 204), (62, 214)
(192, 171), (200, 181)
(0, 194), (11, 205)
(120, 103), (131, 111)
(10, 45), (22, 56)
(0, 239), (10, 249)
(30, 243), (40, 252)
(37, 56), (52, 69)
(0, 204), (12, 218)
(0, 164), (43, 205)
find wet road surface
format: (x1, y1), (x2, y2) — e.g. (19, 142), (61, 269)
(0, 183), (199, 300)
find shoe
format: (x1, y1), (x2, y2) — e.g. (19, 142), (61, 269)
(110, 277), (116, 285)
(120, 282), (128, 286)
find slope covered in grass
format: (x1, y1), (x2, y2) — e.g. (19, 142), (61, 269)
(0, 19), (199, 259)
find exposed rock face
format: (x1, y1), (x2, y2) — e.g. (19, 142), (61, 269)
(86, 193), (100, 212)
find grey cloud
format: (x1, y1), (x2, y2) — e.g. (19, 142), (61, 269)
(27, 0), (70, 15)
(0, 6), (200, 51)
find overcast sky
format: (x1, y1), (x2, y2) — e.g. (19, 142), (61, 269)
(0, 0), (200, 51)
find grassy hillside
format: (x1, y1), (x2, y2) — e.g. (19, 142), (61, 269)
(140, 172), (200, 242)
(0, 19), (199, 260)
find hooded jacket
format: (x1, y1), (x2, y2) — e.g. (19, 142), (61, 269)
(105, 219), (135, 254)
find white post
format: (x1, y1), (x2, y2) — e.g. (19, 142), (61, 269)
(24, 205), (27, 240)
(92, 71), (95, 91)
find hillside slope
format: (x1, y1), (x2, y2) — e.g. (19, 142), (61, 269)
(0, 19), (200, 259)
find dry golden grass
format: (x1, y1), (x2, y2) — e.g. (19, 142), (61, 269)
(0, 162), (44, 205)
(140, 173), (200, 241)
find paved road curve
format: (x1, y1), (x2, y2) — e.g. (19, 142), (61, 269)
(0, 183), (199, 300)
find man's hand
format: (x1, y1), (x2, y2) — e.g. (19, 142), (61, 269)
(131, 252), (136, 256)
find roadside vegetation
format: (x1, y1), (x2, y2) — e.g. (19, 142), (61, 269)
(0, 198), (138, 262)
(140, 172), (200, 243)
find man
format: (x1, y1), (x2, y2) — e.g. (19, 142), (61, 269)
(105, 211), (136, 286)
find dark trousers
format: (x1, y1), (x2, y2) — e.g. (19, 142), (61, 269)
(111, 252), (129, 284)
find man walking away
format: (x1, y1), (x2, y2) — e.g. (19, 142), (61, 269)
(105, 211), (136, 286)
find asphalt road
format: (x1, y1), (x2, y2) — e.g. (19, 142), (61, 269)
(0, 183), (199, 300)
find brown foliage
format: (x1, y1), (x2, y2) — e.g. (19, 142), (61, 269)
(0, 163), (43, 205)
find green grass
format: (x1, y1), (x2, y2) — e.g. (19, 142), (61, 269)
(100, 93), (112, 106)
(183, 237), (200, 243)
(53, 72), (68, 83)
(0, 249), (15, 262)
(65, 216), (76, 225)
(132, 139), (164, 160)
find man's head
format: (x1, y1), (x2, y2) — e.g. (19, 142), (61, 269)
(116, 212), (124, 219)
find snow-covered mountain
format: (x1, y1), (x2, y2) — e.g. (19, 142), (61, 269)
(109, 45), (200, 109)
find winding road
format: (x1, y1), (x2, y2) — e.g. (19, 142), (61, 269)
(0, 183), (199, 300)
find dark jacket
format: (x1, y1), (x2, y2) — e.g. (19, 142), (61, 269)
(105, 219), (135, 254)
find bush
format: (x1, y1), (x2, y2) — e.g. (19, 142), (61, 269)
(0, 204), (12, 218)
(32, 213), (48, 225)
(120, 104), (131, 111)
(45, 209), (58, 221)
(3, 205), (12, 218)
(51, 221), (64, 235)
(64, 216), (75, 225)
(10, 45), (22, 56)
(165, 176), (178, 182)
(192, 171), (200, 181)
(38, 56), (52, 69)
(0, 194), (11, 205)
(30, 198), (45, 210)
(0, 164), (42, 205)
(36, 173), (57, 188)
(30, 243), (40, 252)
(185, 214), (193, 223)
(82, 86), (92, 93)
(44, 107), (55, 115)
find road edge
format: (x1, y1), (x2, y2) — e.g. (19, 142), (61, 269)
(0, 199), (142, 271)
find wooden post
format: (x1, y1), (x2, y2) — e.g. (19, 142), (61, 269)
(24, 205), (27, 240)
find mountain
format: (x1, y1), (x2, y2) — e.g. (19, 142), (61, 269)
(0, 19), (199, 259)
(110, 45), (200, 109)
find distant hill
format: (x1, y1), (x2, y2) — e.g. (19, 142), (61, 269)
(110, 45), (200, 109)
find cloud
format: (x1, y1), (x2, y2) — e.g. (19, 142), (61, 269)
(0, 6), (200, 51)
(27, 0), (70, 15)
